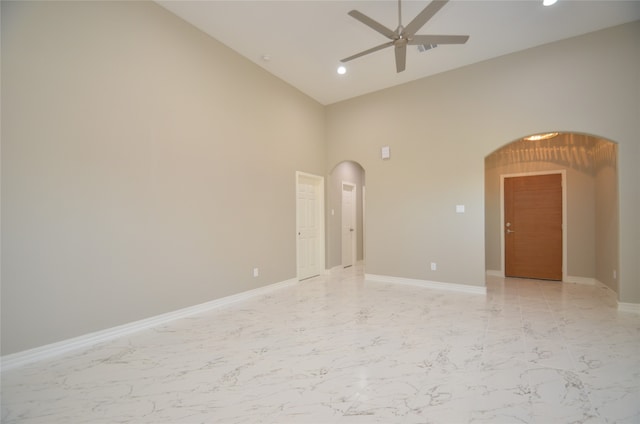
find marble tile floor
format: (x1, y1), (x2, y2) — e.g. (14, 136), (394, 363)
(2, 266), (639, 424)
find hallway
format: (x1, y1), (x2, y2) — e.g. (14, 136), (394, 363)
(2, 267), (638, 423)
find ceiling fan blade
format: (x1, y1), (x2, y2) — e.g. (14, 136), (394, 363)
(409, 34), (469, 45)
(341, 41), (394, 63)
(395, 42), (407, 73)
(348, 10), (396, 39)
(404, 0), (449, 38)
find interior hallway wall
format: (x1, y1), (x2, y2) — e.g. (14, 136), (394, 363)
(594, 140), (619, 293)
(1, 1), (325, 355)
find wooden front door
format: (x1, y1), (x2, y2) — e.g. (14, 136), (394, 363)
(504, 174), (562, 281)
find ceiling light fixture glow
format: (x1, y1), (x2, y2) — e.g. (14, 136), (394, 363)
(337, 66), (346, 75)
(523, 132), (559, 141)
(543, 0), (558, 6)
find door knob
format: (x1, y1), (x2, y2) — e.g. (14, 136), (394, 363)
(506, 228), (515, 234)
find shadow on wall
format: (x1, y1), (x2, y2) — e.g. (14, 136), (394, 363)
(484, 132), (619, 294)
(327, 161), (366, 270)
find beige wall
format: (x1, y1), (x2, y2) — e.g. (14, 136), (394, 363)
(1, 1), (325, 355)
(594, 140), (619, 292)
(326, 22), (640, 300)
(2, 2), (638, 356)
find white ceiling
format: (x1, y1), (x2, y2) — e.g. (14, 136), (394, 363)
(157, 0), (640, 105)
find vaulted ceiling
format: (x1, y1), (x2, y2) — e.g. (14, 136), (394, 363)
(157, 1), (640, 105)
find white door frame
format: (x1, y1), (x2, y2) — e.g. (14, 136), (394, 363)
(296, 171), (325, 280)
(500, 170), (567, 281)
(341, 182), (357, 268)
(362, 185), (366, 262)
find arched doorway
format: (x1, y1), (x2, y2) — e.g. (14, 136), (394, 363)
(327, 161), (366, 270)
(484, 132), (619, 292)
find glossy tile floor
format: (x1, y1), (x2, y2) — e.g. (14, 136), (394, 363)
(2, 266), (639, 423)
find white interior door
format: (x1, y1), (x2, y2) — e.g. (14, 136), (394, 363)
(341, 182), (356, 268)
(296, 172), (324, 280)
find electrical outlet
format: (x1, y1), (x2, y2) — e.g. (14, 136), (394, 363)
(253, 268), (259, 277)
(430, 262), (437, 271)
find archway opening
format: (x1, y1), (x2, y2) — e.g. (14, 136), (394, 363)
(484, 132), (619, 293)
(327, 161), (366, 270)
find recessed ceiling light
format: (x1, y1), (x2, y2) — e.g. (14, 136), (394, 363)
(543, 0), (558, 6)
(337, 65), (346, 75)
(523, 132), (559, 141)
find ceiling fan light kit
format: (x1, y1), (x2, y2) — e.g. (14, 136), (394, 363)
(341, 0), (469, 73)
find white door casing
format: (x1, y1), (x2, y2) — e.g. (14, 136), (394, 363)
(296, 172), (325, 280)
(341, 182), (356, 268)
(362, 185), (366, 262)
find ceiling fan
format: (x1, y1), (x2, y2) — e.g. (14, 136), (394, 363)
(341, 0), (469, 73)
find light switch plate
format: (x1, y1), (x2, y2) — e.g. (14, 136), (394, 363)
(456, 205), (465, 213)
(381, 146), (390, 160)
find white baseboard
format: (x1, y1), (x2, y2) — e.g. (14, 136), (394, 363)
(365, 274), (486, 295)
(1, 278), (298, 372)
(574, 281), (638, 314)
(618, 302), (640, 314)
(325, 265), (343, 276)
(488, 274), (600, 286)
(564, 276), (598, 285)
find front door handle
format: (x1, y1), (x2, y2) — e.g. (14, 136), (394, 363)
(506, 229), (515, 234)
